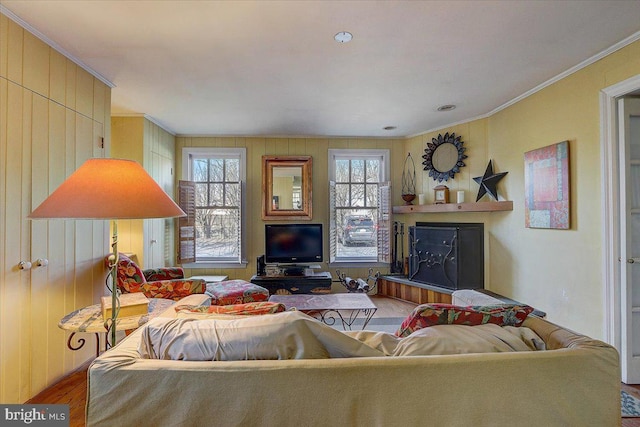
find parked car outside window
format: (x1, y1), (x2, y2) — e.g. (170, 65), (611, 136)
(342, 215), (376, 246)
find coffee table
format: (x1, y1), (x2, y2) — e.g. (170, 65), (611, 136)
(268, 293), (377, 330)
(58, 297), (175, 355)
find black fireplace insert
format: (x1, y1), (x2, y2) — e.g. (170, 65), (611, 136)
(408, 222), (484, 291)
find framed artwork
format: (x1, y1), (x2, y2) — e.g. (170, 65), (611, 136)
(524, 141), (570, 229)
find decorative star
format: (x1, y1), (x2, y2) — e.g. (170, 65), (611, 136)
(473, 160), (508, 201)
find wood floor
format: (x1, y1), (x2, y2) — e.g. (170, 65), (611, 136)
(26, 360), (90, 427)
(25, 295), (639, 426)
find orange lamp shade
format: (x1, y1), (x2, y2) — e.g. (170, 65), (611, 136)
(29, 158), (185, 219)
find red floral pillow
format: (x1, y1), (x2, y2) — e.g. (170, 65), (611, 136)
(116, 254), (146, 293)
(395, 303), (534, 338)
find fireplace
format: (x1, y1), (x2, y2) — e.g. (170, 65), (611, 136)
(408, 222), (484, 290)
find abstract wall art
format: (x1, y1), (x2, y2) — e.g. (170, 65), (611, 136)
(524, 140), (570, 229)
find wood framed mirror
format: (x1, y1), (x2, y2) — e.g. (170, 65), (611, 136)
(262, 155), (312, 220)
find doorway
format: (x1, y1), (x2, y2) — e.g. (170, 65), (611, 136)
(602, 74), (640, 384)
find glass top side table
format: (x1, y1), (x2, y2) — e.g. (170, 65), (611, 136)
(58, 297), (174, 356)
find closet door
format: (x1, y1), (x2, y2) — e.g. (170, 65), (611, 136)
(1, 79), (33, 403)
(620, 97), (640, 383)
(29, 94), (106, 393)
(1, 16), (111, 403)
(0, 80), (106, 402)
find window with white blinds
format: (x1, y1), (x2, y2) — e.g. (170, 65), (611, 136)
(179, 148), (246, 266)
(328, 149), (391, 265)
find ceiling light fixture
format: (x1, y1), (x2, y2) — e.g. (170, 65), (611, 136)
(437, 104), (456, 112)
(334, 31), (353, 43)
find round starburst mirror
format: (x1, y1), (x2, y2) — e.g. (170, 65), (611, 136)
(422, 132), (467, 182)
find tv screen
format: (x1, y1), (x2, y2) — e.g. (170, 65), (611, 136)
(265, 224), (323, 264)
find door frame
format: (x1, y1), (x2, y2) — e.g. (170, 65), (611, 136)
(601, 74), (640, 352)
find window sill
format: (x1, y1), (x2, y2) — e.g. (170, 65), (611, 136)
(182, 261), (248, 269)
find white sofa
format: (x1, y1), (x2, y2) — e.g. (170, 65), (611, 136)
(86, 294), (621, 426)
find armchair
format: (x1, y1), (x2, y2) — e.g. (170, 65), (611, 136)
(112, 254), (206, 301)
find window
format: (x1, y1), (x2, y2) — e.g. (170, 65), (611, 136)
(328, 149), (391, 265)
(179, 148), (246, 267)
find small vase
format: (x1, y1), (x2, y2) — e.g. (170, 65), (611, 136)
(402, 194), (416, 205)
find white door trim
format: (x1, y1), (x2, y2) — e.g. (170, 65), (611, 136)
(601, 74), (640, 351)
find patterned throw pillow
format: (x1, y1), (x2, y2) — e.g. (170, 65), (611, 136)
(395, 303), (534, 338)
(116, 254), (146, 293)
(175, 301), (286, 316)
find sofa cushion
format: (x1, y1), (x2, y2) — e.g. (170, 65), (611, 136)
(138, 310), (384, 361)
(205, 280), (269, 305)
(393, 324), (542, 355)
(395, 303), (534, 337)
(346, 324), (545, 355)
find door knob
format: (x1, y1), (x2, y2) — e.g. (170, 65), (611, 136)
(627, 258), (640, 264)
(34, 258), (49, 267)
(18, 261), (32, 270)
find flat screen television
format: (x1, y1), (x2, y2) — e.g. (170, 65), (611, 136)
(265, 224), (323, 264)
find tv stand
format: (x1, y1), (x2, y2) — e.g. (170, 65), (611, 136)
(250, 272), (332, 295)
(281, 265), (305, 276)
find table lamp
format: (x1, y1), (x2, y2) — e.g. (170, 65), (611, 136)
(29, 158), (185, 347)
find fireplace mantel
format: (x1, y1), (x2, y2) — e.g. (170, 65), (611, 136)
(393, 200), (512, 214)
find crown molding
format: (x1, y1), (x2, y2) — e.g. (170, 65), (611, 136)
(487, 29), (640, 117)
(0, 5), (115, 88)
(407, 29), (640, 140)
(405, 112), (492, 139)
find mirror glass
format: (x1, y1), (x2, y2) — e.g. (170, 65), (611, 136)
(432, 143), (459, 172)
(272, 166), (303, 210)
(262, 156), (312, 220)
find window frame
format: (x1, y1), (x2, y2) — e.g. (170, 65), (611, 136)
(180, 147), (247, 268)
(328, 149), (391, 267)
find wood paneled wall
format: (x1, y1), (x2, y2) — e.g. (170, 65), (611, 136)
(111, 116), (176, 268)
(175, 136), (405, 286)
(0, 13), (111, 403)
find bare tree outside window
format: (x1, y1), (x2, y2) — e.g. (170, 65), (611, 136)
(334, 157), (381, 258)
(193, 157), (241, 259)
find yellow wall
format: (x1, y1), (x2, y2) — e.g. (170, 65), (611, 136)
(111, 116), (145, 264)
(142, 118), (177, 268)
(399, 40), (640, 340)
(176, 136), (405, 287)
(0, 12), (111, 403)
(111, 116), (177, 268)
(485, 40), (640, 339)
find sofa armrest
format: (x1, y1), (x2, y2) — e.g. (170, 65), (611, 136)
(143, 267), (185, 281)
(451, 290), (503, 306)
(140, 279), (206, 301)
(158, 294), (211, 318)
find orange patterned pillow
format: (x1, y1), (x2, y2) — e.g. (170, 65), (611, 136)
(176, 301), (286, 316)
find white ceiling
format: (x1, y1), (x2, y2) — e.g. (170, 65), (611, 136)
(3, 0), (640, 138)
